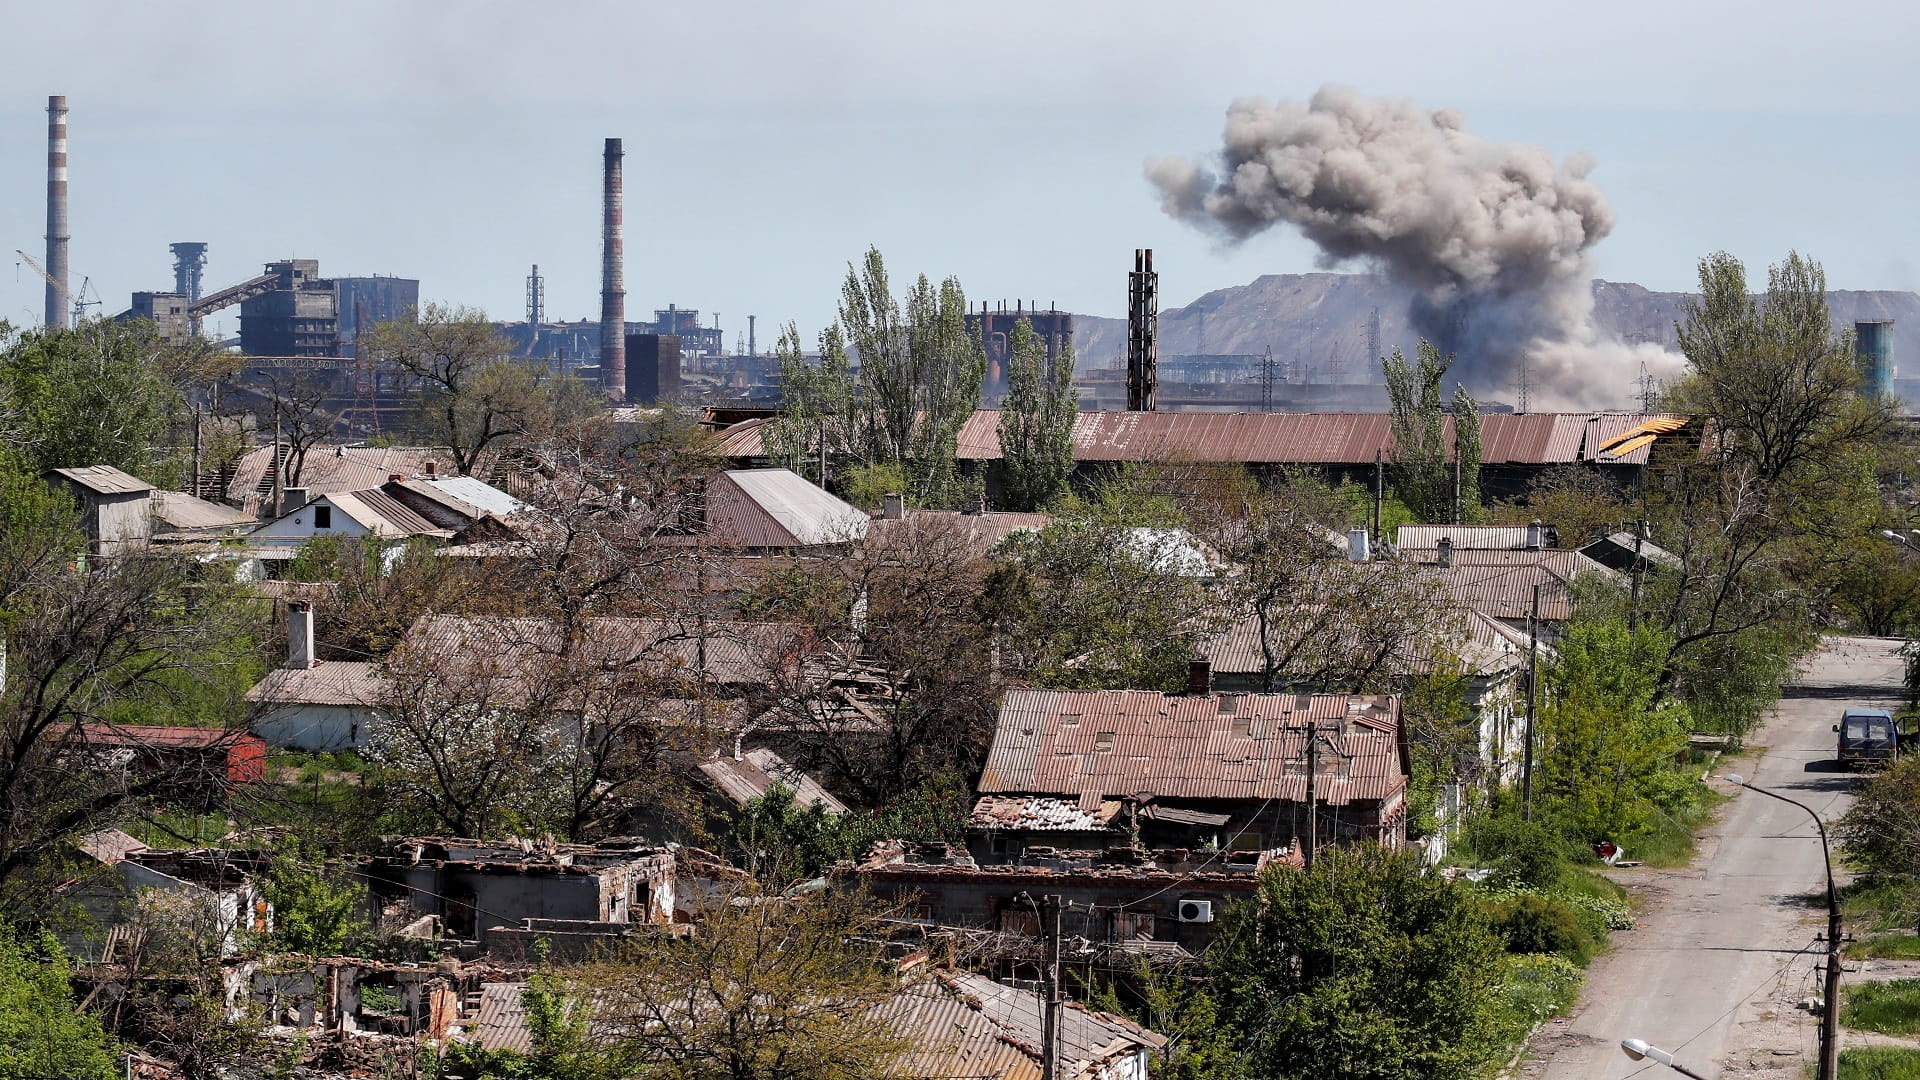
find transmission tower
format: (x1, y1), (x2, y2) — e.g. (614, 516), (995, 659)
(1366, 307), (1382, 369)
(1261, 347), (1276, 411)
(1325, 337), (1347, 384)
(1516, 358), (1532, 414)
(1639, 361), (1656, 412)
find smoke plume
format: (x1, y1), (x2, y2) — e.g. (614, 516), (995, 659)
(1147, 85), (1678, 407)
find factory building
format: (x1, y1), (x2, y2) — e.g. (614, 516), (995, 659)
(121, 255), (419, 359)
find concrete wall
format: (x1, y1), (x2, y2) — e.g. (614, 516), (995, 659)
(251, 496), (374, 542)
(863, 874), (1250, 952)
(250, 703), (376, 751)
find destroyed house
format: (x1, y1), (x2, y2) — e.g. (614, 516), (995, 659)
(360, 837), (675, 953)
(854, 841), (1296, 953)
(880, 968), (1166, 1080)
(972, 688), (1408, 859)
(63, 831), (272, 960)
(65, 723), (266, 805)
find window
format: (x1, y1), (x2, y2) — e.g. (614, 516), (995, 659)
(1112, 910), (1155, 940)
(314, 505), (332, 529)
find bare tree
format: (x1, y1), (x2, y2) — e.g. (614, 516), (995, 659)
(239, 367), (337, 488)
(365, 303), (541, 475)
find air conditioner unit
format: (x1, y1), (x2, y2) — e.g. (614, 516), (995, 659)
(1178, 900), (1214, 924)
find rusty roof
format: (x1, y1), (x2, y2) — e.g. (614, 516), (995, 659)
(397, 614), (808, 691)
(1199, 607), (1533, 679)
(934, 410), (1667, 465)
(68, 723), (260, 751)
(978, 690), (1404, 806)
(670, 469), (869, 550)
(867, 509), (1052, 556)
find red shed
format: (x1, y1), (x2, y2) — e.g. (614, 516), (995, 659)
(70, 723), (268, 790)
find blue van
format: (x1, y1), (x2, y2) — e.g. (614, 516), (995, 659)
(1836, 708), (1899, 767)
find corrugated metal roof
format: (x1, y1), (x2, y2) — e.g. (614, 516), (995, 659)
(402, 475), (527, 519)
(709, 469), (869, 548)
(325, 489), (447, 537)
(1430, 563), (1576, 621)
(399, 614), (806, 691)
(48, 465), (152, 495)
(70, 722), (260, 751)
(698, 748), (848, 813)
(880, 970), (1163, 1080)
(1395, 525), (1537, 550)
(245, 662), (386, 707)
(225, 445), (475, 505)
(151, 490), (252, 531)
(867, 510), (1052, 556)
(1199, 606), (1532, 679)
(939, 410), (1666, 465)
(473, 983), (534, 1054)
(978, 690), (1403, 806)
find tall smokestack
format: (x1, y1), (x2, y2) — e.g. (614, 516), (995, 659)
(45, 95), (69, 329)
(600, 138), (626, 398)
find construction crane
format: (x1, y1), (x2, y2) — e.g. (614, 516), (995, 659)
(15, 249), (72, 328)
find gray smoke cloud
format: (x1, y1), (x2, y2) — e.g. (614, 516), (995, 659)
(1147, 85), (1675, 407)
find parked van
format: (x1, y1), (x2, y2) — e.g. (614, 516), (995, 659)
(1836, 708), (1899, 767)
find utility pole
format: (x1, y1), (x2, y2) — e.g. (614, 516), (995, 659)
(1304, 723), (1319, 870)
(1629, 519), (1648, 629)
(1452, 453), (1462, 526)
(1523, 584), (1541, 821)
(1040, 894), (1062, 1080)
(1372, 449), (1385, 545)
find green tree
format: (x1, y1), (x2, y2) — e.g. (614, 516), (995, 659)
(985, 517), (1220, 691)
(996, 318), (1077, 511)
(767, 323), (855, 489)
(1839, 755), (1920, 882)
(1536, 620), (1695, 843)
(0, 925), (116, 1080)
(1383, 341), (1478, 523)
(1207, 845), (1505, 1080)
(257, 843), (369, 954)
(535, 889), (909, 1080)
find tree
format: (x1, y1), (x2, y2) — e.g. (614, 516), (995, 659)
(0, 318), (210, 485)
(535, 888), (910, 1080)
(1536, 619), (1695, 844)
(0, 467), (260, 907)
(256, 842), (369, 955)
(365, 304), (543, 474)
(757, 512), (998, 804)
(767, 250), (986, 505)
(1207, 845), (1505, 1080)
(985, 517), (1221, 691)
(997, 318), (1078, 512)
(0, 925), (116, 1080)
(241, 367), (337, 488)
(1383, 341), (1477, 524)
(1839, 755), (1920, 884)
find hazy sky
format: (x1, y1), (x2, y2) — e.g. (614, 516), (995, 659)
(1, 1), (1916, 350)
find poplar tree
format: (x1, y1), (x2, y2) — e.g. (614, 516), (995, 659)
(996, 318), (1078, 511)
(1383, 341), (1480, 524)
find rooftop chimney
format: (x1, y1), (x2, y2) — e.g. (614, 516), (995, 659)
(600, 138), (626, 399)
(1437, 537), (1454, 567)
(45, 96), (69, 329)
(1187, 656), (1212, 697)
(388, 473), (404, 483)
(287, 601), (316, 670)
(279, 487), (308, 517)
(1526, 520), (1543, 551)
(423, 460), (438, 477)
(880, 493), (904, 520)
(1347, 527), (1371, 563)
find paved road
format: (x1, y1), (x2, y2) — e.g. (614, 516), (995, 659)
(1526, 636), (1907, 1079)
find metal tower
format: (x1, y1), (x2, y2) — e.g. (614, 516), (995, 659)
(526, 264), (545, 325)
(1126, 249), (1158, 412)
(1261, 347), (1277, 412)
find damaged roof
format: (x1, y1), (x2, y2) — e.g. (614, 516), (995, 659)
(698, 748), (848, 814)
(882, 969), (1165, 1080)
(978, 690), (1405, 807)
(969, 795), (1123, 833)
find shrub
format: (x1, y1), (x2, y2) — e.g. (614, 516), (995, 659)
(1462, 813), (1570, 891)
(1486, 894), (1596, 963)
(1490, 953), (1583, 1038)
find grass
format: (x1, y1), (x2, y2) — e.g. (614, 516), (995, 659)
(1840, 1047), (1920, 1080)
(1849, 934), (1920, 961)
(1843, 979), (1920, 1036)
(1630, 787), (1729, 868)
(1488, 953), (1583, 1047)
(1842, 881), (1920, 934)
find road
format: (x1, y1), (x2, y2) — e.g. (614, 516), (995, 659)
(1522, 636), (1907, 1079)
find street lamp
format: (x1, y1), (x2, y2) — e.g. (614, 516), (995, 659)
(1620, 1038), (1709, 1079)
(1723, 773), (1842, 1080)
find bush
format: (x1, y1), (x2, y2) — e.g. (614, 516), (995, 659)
(1486, 894), (1596, 963)
(1490, 953), (1583, 1041)
(1461, 812), (1570, 891)
(1841, 756), (1920, 882)
(1841, 1046), (1920, 1080)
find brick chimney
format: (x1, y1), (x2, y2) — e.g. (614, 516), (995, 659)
(1526, 519), (1544, 551)
(424, 460), (438, 478)
(880, 493), (904, 520)
(1187, 656), (1212, 696)
(287, 601), (316, 670)
(1437, 537), (1454, 568)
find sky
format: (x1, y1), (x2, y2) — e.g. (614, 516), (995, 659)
(0, 0), (1916, 348)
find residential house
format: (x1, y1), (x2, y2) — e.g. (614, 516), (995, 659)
(881, 968), (1167, 1080)
(44, 465), (153, 554)
(245, 602), (385, 750)
(1396, 522), (1559, 553)
(661, 468), (869, 553)
(149, 490), (254, 539)
(62, 831), (272, 960)
(65, 724), (266, 807)
(1579, 529), (1683, 575)
(866, 499), (1051, 558)
(970, 683), (1408, 859)
(697, 746), (848, 815)
(360, 837), (676, 953)
(854, 840), (1295, 954)
(220, 444), (492, 517)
